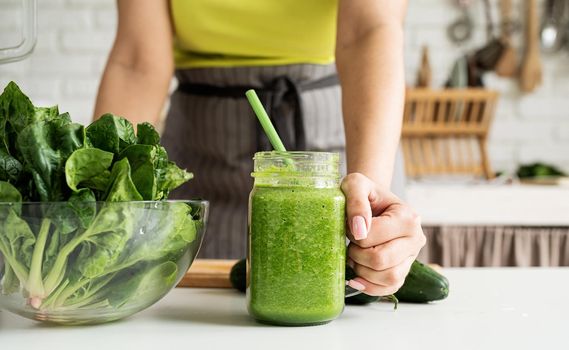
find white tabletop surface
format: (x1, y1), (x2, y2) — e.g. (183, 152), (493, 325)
(1, 268), (567, 350)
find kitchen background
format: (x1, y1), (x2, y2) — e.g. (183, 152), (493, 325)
(1, 0), (567, 266)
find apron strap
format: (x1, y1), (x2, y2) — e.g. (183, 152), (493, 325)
(177, 74), (339, 151)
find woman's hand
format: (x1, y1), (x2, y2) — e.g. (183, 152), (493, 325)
(341, 173), (426, 296)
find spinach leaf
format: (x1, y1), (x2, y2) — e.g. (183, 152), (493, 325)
(86, 114), (137, 155)
(16, 117), (85, 202)
(106, 261), (178, 308)
(136, 122), (160, 146)
(116, 202), (196, 268)
(119, 145), (192, 200)
(33, 106), (59, 121)
(81, 171), (111, 194)
(68, 189), (97, 229)
(2, 264), (20, 295)
(46, 189), (96, 236)
(156, 161), (194, 198)
(16, 122), (65, 201)
(0, 81), (34, 152)
(0, 149), (22, 183)
(65, 148), (113, 192)
(0, 181), (24, 294)
(0, 208), (35, 284)
(50, 114), (85, 159)
(154, 146), (193, 198)
(104, 158), (143, 202)
(118, 145), (158, 200)
(0, 181), (22, 203)
(75, 226), (133, 279)
(0, 181), (23, 222)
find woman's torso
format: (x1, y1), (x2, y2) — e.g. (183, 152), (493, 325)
(170, 0), (339, 68)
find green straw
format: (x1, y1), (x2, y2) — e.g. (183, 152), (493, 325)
(245, 89), (287, 152)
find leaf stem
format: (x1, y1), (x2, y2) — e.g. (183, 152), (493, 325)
(39, 279), (69, 310)
(381, 294), (399, 310)
(42, 226), (91, 294)
(26, 218), (51, 299)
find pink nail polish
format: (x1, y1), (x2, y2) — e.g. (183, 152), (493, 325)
(352, 216), (368, 240)
(348, 279), (366, 291)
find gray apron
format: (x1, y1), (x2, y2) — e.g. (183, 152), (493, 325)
(162, 64), (406, 259)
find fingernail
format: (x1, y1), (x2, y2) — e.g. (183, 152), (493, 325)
(348, 279), (366, 291)
(352, 216), (368, 240)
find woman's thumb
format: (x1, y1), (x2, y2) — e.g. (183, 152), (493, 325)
(341, 173), (374, 241)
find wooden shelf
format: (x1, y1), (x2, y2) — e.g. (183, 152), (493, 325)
(402, 88), (499, 179)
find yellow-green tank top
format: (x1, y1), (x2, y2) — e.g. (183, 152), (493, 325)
(171, 0), (338, 68)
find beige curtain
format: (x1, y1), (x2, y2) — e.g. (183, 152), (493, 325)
(418, 226), (569, 267)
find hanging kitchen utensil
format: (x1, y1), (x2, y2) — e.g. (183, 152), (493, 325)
(467, 55), (485, 87)
(446, 55), (469, 88)
(495, 0), (519, 77)
(520, 0), (543, 92)
(416, 46), (432, 88)
(474, 0), (505, 71)
(448, 0), (474, 44)
(540, 0), (566, 53)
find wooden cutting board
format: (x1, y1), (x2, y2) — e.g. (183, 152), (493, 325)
(178, 259), (237, 288)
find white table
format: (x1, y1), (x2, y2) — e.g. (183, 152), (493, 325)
(1, 269), (567, 350)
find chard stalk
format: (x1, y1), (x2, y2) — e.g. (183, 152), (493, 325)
(55, 273), (116, 309)
(42, 227), (91, 294)
(39, 279), (69, 310)
(26, 218), (51, 301)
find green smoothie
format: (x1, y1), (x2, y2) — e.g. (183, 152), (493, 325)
(247, 185), (346, 325)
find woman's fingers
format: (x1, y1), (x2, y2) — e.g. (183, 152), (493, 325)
(348, 234), (424, 271)
(347, 256), (415, 296)
(349, 203), (422, 249)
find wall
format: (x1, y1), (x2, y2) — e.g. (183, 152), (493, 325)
(0, 0), (568, 174)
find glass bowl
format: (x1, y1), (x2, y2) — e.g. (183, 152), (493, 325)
(0, 200), (208, 325)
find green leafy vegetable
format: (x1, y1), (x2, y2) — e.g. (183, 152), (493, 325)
(0, 181), (22, 203)
(0, 149), (22, 183)
(106, 261), (178, 308)
(118, 144), (192, 200)
(86, 113), (137, 154)
(104, 158), (143, 202)
(136, 122), (160, 146)
(65, 148), (114, 192)
(516, 162), (567, 179)
(0, 82), (198, 314)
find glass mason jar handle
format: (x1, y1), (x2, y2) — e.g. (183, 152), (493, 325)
(345, 283), (363, 298)
(0, 0), (37, 64)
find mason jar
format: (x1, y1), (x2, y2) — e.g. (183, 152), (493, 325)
(247, 151), (346, 326)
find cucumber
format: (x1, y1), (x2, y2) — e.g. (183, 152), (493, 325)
(229, 259), (449, 304)
(394, 260), (449, 303)
(229, 258), (247, 293)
